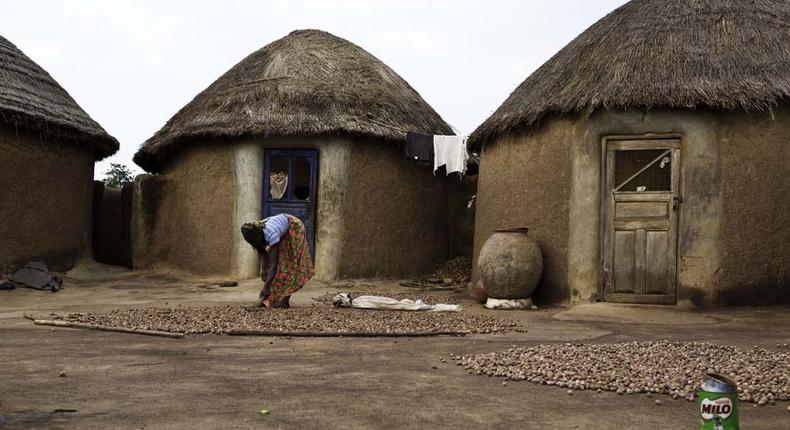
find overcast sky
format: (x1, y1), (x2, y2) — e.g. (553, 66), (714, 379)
(3, 0), (628, 178)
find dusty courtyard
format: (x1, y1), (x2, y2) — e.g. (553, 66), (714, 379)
(1, 262), (789, 429)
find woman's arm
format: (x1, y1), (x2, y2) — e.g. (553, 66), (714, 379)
(258, 251), (267, 281)
(264, 242), (280, 286)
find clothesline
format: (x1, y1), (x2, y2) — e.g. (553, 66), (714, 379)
(405, 131), (470, 177)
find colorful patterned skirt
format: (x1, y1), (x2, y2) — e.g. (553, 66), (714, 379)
(262, 215), (315, 307)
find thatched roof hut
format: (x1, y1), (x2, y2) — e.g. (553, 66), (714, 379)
(1, 34), (118, 274)
(0, 35), (118, 158)
(470, 0), (790, 307)
(470, 0), (790, 148)
(131, 30), (453, 282)
(135, 29), (451, 172)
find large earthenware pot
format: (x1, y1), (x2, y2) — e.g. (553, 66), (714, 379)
(478, 228), (542, 299)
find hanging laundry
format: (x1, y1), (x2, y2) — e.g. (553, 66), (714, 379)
(269, 171), (288, 199)
(405, 132), (434, 166)
(433, 135), (469, 176)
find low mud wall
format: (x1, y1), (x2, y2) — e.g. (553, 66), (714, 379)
(130, 143), (236, 275)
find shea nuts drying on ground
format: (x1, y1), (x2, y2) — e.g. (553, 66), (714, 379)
(455, 341), (790, 404)
(64, 305), (524, 336)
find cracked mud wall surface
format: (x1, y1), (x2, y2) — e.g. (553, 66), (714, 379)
(719, 107), (790, 305)
(472, 117), (574, 305)
(0, 129), (94, 273)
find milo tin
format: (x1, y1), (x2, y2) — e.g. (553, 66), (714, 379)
(698, 373), (739, 430)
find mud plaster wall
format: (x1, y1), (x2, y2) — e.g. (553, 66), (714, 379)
(447, 175), (477, 257)
(338, 141), (448, 278)
(0, 129), (94, 273)
(718, 108), (790, 304)
(130, 174), (166, 269)
(131, 143), (236, 275)
(472, 117), (574, 304)
(571, 110), (722, 306)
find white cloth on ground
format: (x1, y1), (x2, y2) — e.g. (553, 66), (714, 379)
(484, 297), (537, 310)
(332, 293), (461, 312)
(433, 135), (469, 176)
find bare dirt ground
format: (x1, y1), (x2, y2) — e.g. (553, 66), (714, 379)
(1, 261), (789, 429)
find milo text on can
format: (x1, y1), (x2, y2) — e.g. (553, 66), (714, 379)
(698, 373), (739, 430)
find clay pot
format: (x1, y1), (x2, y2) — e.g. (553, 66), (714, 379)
(478, 228), (542, 299)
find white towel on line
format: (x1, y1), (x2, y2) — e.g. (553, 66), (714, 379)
(433, 135), (469, 176)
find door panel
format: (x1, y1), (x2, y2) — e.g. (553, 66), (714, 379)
(263, 149), (318, 258)
(613, 231), (635, 293)
(603, 138), (680, 304)
(616, 201), (668, 219)
(645, 230), (671, 294)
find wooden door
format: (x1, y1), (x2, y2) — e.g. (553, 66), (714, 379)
(263, 149), (318, 258)
(602, 138), (680, 304)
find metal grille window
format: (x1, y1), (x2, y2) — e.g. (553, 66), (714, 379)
(614, 149), (672, 192)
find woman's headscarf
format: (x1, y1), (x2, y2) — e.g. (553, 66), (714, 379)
(241, 220), (266, 250)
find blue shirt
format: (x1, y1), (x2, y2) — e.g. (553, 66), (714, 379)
(263, 214), (289, 246)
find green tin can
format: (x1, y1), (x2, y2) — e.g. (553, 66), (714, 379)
(698, 373), (739, 430)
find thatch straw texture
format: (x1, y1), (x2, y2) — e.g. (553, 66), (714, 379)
(0, 35), (118, 158)
(470, 0), (790, 148)
(135, 29), (452, 172)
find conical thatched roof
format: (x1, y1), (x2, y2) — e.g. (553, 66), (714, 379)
(0, 35), (118, 158)
(135, 29), (452, 172)
(470, 0), (790, 148)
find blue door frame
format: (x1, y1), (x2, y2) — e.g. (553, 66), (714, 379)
(262, 149), (318, 258)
